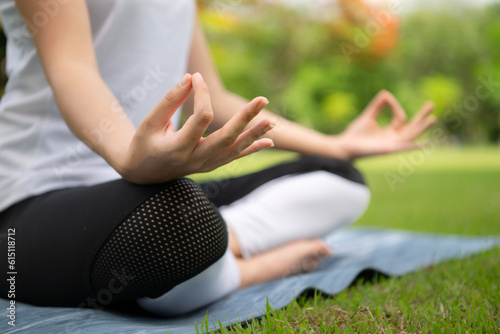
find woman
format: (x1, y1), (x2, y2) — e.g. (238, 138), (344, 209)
(0, 0), (435, 316)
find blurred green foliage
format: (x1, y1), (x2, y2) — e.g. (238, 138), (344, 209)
(0, 2), (499, 143)
(198, 0), (500, 144)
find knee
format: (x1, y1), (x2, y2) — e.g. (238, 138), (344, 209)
(89, 178), (228, 302)
(312, 171), (371, 226)
(352, 184), (371, 220)
(338, 180), (371, 226)
(170, 178), (229, 261)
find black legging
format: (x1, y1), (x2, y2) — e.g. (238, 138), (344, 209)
(0, 156), (364, 308)
(0, 178), (227, 307)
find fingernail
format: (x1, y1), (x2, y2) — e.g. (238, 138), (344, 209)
(180, 73), (190, 86)
(257, 98), (269, 111)
(266, 122), (276, 131)
(193, 72), (203, 81)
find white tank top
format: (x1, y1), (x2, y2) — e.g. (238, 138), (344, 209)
(0, 0), (196, 211)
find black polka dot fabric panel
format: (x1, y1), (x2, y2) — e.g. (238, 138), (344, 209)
(89, 178), (228, 301)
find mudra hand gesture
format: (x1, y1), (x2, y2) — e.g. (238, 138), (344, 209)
(337, 90), (436, 161)
(118, 73), (274, 184)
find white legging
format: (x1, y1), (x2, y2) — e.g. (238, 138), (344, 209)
(137, 171), (370, 316)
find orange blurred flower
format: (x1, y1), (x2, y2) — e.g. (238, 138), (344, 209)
(333, 0), (400, 60)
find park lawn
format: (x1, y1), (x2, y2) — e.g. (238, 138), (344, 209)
(190, 146), (500, 333)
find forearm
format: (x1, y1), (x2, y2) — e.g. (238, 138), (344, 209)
(16, 2), (274, 185)
(210, 91), (350, 160)
(14, 0), (135, 175)
(49, 60), (135, 172)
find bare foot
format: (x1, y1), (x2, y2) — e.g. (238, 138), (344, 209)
(237, 239), (332, 289)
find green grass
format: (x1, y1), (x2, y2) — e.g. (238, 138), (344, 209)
(190, 146), (500, 333)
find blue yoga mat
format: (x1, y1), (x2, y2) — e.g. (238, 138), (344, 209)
(1, 228), (499, 334)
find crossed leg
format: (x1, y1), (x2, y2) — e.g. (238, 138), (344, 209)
(138, 158), (370, 316)
(224, 169), (370, 288)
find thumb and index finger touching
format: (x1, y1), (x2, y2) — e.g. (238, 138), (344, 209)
(143, 72), (215, 150)
(143, 73), (194, 131)
(364, 90), (437, 130)
(177, 72), (215, 147)
(363, 90), (407, 128)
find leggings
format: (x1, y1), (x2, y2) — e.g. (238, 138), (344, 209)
(0, 156), (369, 312)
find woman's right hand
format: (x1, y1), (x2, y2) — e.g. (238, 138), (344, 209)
(116, 73), (275, 184)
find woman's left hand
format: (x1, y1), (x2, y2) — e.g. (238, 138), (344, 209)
(335, 90), (436, 161)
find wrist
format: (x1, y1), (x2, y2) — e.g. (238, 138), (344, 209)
(331, 133), (354, 161)
(108, 147), (134, 180)
(318, 133), (352, 161)
(100, 133), (137, 180)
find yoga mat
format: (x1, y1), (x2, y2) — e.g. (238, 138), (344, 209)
(1, 228), (499, 334)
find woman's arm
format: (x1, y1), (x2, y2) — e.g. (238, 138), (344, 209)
(15, 0), (135, 167)
(185, 21), (436, 161)
(15, 1), (274, 183)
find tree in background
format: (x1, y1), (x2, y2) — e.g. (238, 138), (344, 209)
(0, 1), (498, 143)
(196, 0), (500, 144)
